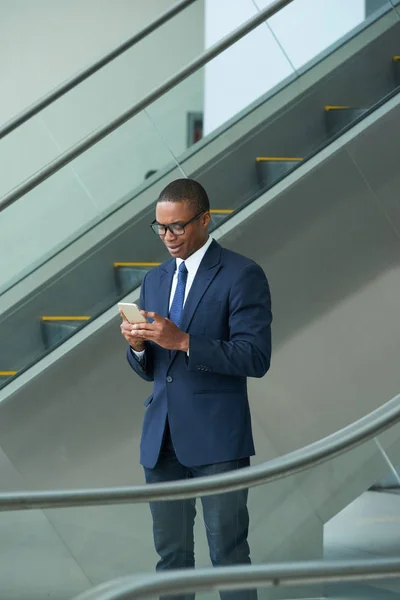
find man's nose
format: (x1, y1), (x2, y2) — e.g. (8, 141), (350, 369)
(165, 228), (177, 241)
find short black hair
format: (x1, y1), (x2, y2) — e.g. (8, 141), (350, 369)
(157, 178), (210, 213)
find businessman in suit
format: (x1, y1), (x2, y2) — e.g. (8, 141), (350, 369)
(120, 179), (272, 600)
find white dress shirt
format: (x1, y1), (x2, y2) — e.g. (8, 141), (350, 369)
(132, 236), (213, 359)
(169, 235), (213, 308)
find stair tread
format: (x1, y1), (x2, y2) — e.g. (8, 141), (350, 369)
(41, 316), (91, 321)
(256, 157), (303, 162)
(114, 262), (161, 267)
(325, 105), (366, 110)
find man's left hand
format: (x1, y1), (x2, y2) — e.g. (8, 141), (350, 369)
(130, 311), (189, 352)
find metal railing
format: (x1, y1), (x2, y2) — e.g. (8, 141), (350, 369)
(71, 558), (400, 600)
(0, 0), (198, 140)
(0, 392), (399, 511)
(0, 0), (295, 213)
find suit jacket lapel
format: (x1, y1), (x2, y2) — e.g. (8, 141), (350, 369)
(156, 259), (175, 318)
(180, 240), (222, 333)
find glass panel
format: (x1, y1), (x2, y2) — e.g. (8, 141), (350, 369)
(0, 1), (203, 196)
(322, 428), (400, 597)
(146, 5), (296, 155)
(148, 0), (396, 152)
(267, 0), (378, 71)
(0, 110), (174, 295)
(1, 425), (400, 598)
(186, 0), (399, 225)
(0, 0), (397, 296)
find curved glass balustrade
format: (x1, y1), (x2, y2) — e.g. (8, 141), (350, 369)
(0, 394), (400, 599)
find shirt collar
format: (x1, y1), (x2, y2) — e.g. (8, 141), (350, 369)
(176, 236), (213, 273)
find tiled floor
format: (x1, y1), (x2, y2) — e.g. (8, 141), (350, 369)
(323, 490), (400, 598)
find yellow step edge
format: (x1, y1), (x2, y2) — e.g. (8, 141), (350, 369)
(0, 371), (17, 376)
(256, 157), (303, 162)
(393, 56), (400, 61)
(114, 262), (161, 268)
(210, 209), (233, 214)
(325, 105), (352, 111)
(41, 316), (91, 321)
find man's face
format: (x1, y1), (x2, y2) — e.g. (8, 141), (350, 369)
(155, 200), (210, 260)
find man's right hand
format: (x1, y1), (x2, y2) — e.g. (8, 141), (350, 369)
(120, 310), (146, 352)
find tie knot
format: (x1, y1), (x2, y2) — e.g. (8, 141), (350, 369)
(179, 262), (187, 275)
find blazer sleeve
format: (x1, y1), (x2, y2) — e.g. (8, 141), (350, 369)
(187, 263), (272, 378)
(126, 272), (155, 382)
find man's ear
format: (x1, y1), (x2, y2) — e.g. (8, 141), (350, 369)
(203, 211), (211, 228)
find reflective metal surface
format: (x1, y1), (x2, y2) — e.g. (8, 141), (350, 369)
(70, 558), (400, 600)
(0, 392), (400, 510)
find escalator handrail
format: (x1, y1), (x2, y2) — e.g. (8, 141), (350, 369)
(0, 0), (295, 213)
(0, 392), (399, 511)
(70, 558), (400, 600)
(0, 0), (198, 140)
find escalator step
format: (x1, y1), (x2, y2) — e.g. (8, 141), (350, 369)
(0, 371), (17, 389)
(40, 316), (91, 350)
(41, 316), (91, 320)
(256, 157), (303, 188)
(324, 105), (368, 135)
(114, 262), (160, 296)
(393, 56), (400, 84)
(210, 209), (233, 230)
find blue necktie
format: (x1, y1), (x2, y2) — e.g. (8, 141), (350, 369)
(169, 262), (188, 327)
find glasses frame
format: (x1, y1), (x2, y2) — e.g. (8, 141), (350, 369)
(150, 211), (205, 237)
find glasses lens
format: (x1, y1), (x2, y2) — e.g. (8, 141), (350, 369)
(169, 224), (185, 236)
(151, 223), (165, 235)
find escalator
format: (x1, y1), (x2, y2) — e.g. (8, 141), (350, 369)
(0, 1), (400, 598)
(0, 0), (399, 390)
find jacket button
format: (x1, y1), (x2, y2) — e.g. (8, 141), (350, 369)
(166, 376), (173, 383)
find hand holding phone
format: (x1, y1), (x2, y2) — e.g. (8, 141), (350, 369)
(119, 302), (146, 352)
(118, 302), (147, 324)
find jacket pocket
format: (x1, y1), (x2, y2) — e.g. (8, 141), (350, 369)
(143, 394), (153, 407)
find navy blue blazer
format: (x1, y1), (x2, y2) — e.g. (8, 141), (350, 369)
(126, 240), (272, 468)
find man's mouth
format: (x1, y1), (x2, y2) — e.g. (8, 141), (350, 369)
(166, 244), (183, 253)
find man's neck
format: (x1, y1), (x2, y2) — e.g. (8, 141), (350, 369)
(183, 236), (210, 261)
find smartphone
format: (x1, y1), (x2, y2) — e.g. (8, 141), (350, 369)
(118, 302), (147, 323)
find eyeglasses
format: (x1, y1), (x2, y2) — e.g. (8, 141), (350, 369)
(150, 211), (205, 236)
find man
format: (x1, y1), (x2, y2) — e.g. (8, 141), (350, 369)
(120, 179), (272, 600)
